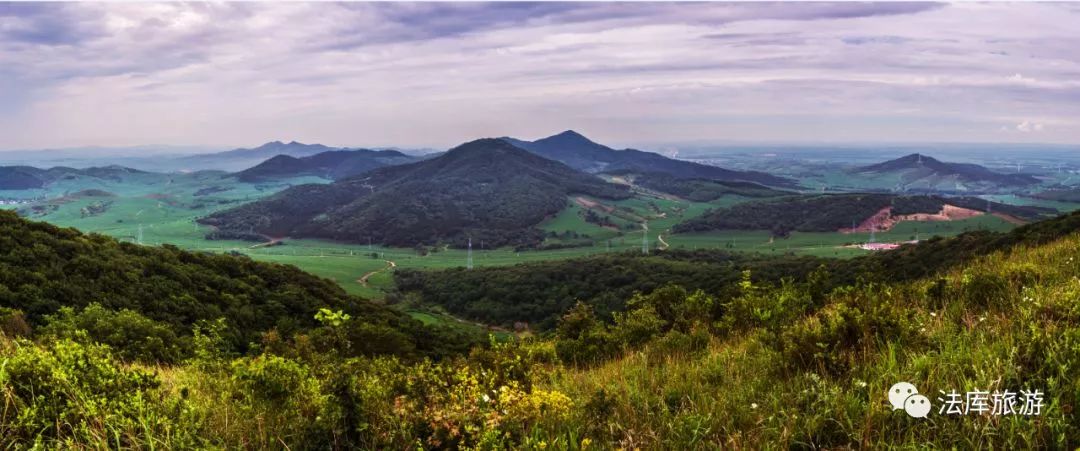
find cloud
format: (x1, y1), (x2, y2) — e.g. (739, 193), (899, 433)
(1016, 120), (1045, 132)
(0, 2), (1079, 149)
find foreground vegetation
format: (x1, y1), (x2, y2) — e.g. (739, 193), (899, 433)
(4, 211), (1080, 447)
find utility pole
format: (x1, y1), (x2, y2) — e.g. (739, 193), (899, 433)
(467, 238), (473, 270)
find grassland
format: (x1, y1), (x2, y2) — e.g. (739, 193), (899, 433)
(10, 171), (1048, 304)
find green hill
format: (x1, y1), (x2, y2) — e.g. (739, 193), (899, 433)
(0, 210), (473, 359)
(504, 130), (797, 188)
(200, 138), (631, 248)
(235, 149), (417, 182)
(857, 153), (1040, 188)
(674, 193), (1055, 236)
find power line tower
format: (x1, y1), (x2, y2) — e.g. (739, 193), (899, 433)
(137, 224), (143, 245)
(641, 223), (649, 255)
(467, 238), (473, 270)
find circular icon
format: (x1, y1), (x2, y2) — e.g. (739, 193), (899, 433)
(888, 382), (918, 410)
(904, 394), (931, 418)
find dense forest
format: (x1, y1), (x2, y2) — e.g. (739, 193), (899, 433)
(623, 171), (790, 201)
(0, 211), (478, 360)
(398, 209), (1080, 329)
(201, 139), (631, 248)
(675, 193), (1055, 235)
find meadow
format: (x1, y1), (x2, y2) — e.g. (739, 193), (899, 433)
(10, 172), (1047, 303)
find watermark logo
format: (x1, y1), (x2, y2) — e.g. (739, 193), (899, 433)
(890, 382), (1044, 419)
(889, 382), (930, 418)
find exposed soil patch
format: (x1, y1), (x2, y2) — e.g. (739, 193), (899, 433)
(840, 204), (986, 233)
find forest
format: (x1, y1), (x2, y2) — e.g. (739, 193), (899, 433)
(0, 210), (478, 361)
(201, 139), (630, 248)
(674, 193), (1054, 235)
(3, 209), (1079, 448)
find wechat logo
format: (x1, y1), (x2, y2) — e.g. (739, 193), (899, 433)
(889, 382), (931, 418)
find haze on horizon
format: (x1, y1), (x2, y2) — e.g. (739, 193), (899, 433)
(2, 2), (1079, 151)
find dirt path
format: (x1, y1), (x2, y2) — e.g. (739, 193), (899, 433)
(358, 260), (396, 287)
(657, 233), (670, 250)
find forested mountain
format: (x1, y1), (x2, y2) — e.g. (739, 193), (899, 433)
(397, 209), (1080, 329)
(624, 171), (791, 201)
(200, 138), (631, 248)
(0, 210), (474, 359)
(857, 153), (1039, 187)
(674, 193), (1055, 235)
(235, 149), (417, 182)
(503, 130), (797, 188)
(0, 165), (147, 190)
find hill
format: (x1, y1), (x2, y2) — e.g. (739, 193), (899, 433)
(0, 210), (474, 360)
(178, 141), (345, 171)
(622, 171), (792, 201)
(200, 138), (632, 248)
(504, 130), (797, 188)
(674, 193), (1055, 236)
(857, 153), (1040, 188)
(235, 149), (417, 182)
(397, 208), (1080, 329)
(8, 207), (1080, 448)
(0, 165), (149, 190)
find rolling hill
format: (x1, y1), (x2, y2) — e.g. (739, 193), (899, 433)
(674, 193), (1056, 236)
(199, 138), (632, 248)
(0, 165), (148, 190)
(0, 210), (472, 359)
(235, 149), (417, 182)
(856, 153), (1040, 189)
(504, 130), (797, 188)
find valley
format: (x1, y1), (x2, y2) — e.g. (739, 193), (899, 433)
(5, 135), (1074, 313)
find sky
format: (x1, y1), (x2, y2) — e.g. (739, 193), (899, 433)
(1, 2), (1079, 151)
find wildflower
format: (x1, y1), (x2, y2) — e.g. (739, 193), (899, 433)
(919, 327), (926, 333)
(581, 438), (593, 448)
(930, 312), (937, 317)
(751, 403), (758, 409)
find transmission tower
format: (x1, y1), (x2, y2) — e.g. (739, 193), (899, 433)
(137, 224), (143, 245)
(641, 223), (649, 255)
(467, 238), (473, 270)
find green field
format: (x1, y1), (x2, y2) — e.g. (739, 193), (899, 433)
(9, 171), (1050, 307)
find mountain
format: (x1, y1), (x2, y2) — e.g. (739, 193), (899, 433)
(0, 165), (148, 190)
(857, 153), (1040, 188)
(235, 149), (417, 182)
(199, 138), (632, 248)
(0, 166), (47, 189)
(503, 130), (797, 188)
(177, 141), (346, 171)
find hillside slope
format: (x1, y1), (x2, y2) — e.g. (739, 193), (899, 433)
(505, 130), (797, 188)
(0, 165), (149, 190)
(0, 210), (470, 357)
(200, 138), (632, 248)
(674, 193), (1055, 235)
(235, 149), (417, 182)
(857, 153), (1039, 188)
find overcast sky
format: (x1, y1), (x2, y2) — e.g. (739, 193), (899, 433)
(1, 2), (1079, 150)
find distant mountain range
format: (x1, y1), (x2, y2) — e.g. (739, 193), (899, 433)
(0, 165), (147, 190)
(235, 149), (418, 182)
(504, 130), (797, 188)
(199, 138), (632, 248)
(857, 153), (1040, 188)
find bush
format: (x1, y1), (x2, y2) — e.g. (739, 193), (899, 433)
(38, 304), (187, 363)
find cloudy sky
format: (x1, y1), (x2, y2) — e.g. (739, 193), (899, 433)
(1, 2), (1079, 150)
